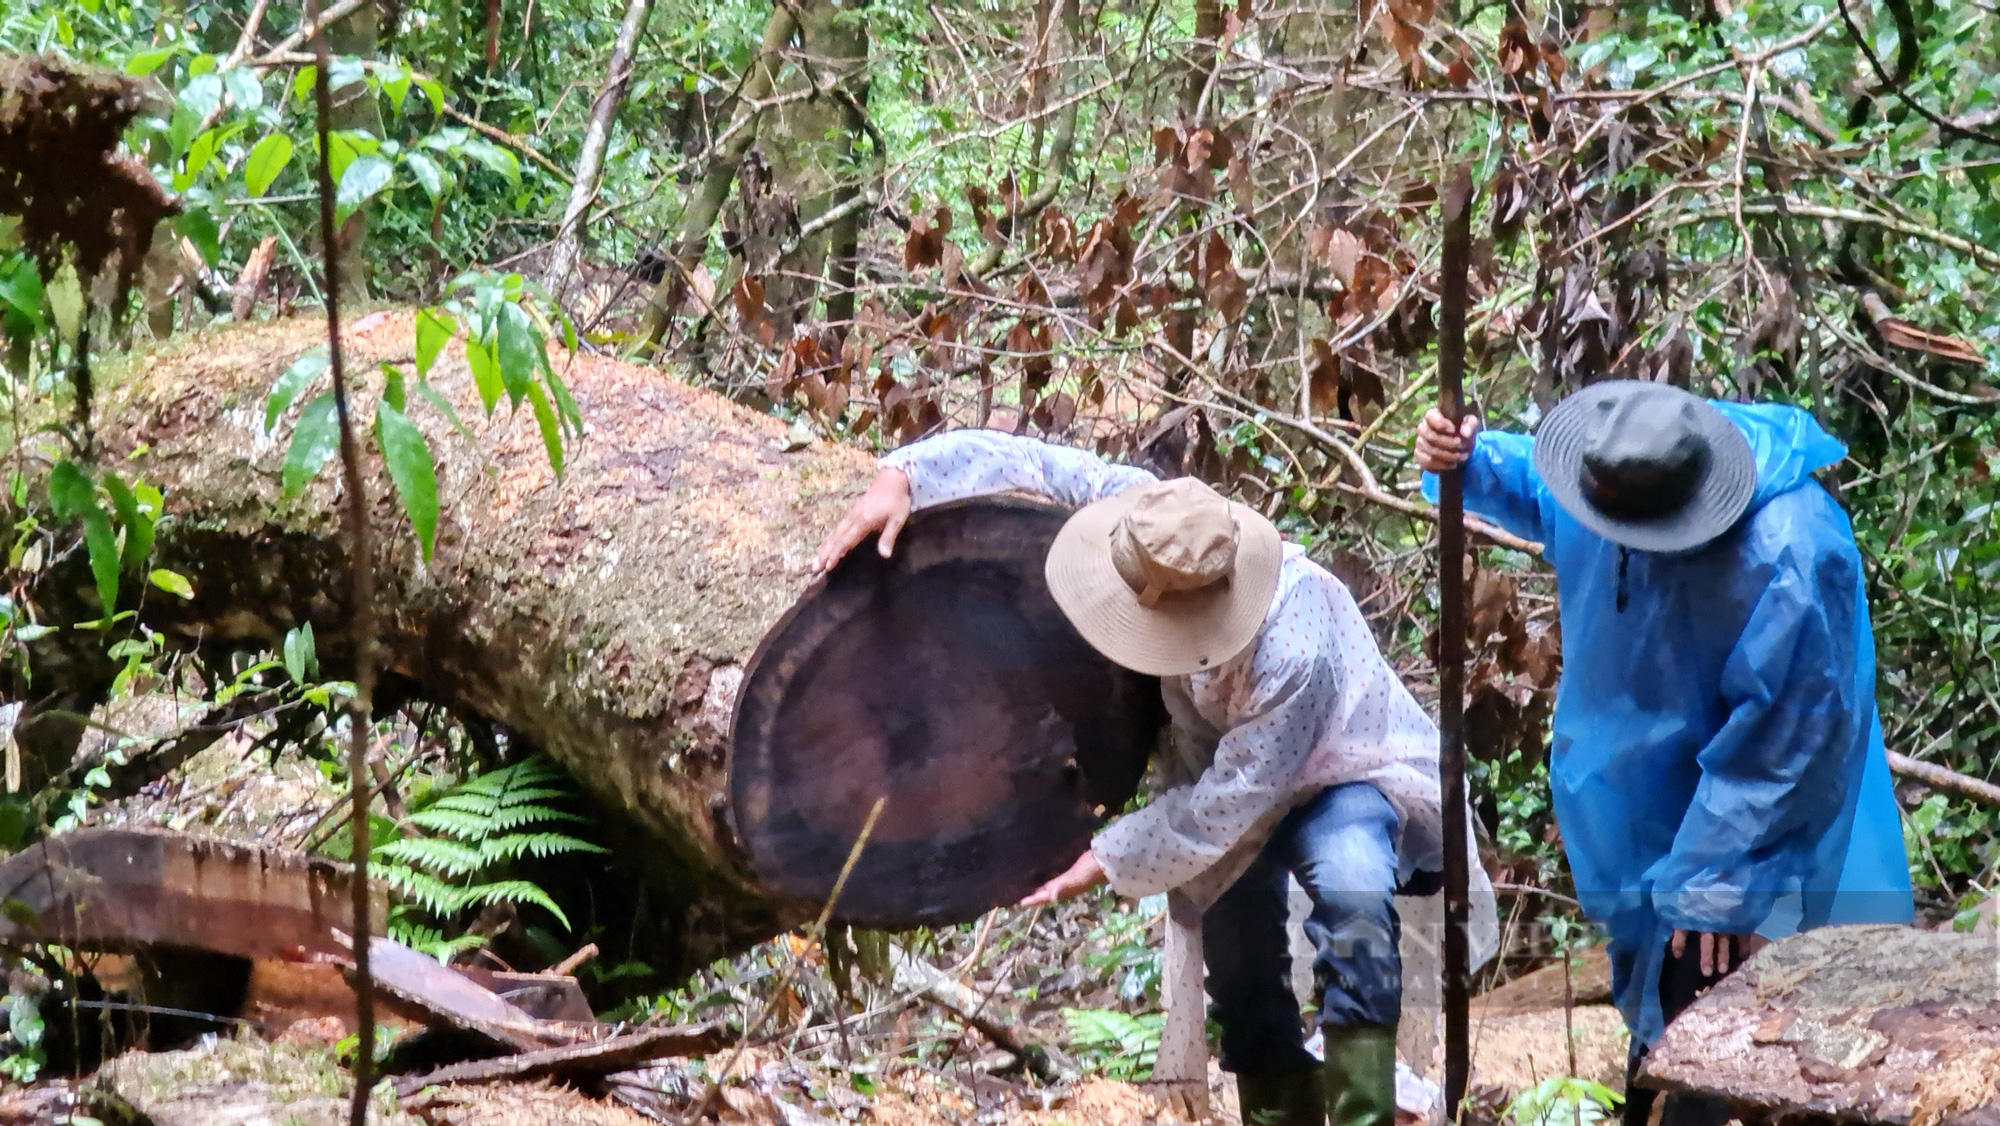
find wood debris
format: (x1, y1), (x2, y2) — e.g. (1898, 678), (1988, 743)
(394, 1023), (731, 1098)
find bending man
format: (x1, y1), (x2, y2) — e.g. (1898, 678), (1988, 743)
(1415, 382), (1912, 1126)
(817, 430), (1495, 1126)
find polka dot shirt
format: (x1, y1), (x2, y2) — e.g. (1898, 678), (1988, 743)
(882, 430), (1455, 906)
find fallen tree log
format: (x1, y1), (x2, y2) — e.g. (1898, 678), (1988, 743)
(1641, 924), (2000, 1126)
(11, 311), (876, 976)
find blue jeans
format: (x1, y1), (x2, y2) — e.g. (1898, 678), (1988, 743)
(1203, 782), (1403, 1075)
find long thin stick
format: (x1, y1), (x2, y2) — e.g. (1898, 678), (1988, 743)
(306, 4), (378, 1122)
(1437, 163), (1475, 1125)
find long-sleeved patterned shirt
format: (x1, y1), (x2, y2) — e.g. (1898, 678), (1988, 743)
(881, 430), (1491, 925)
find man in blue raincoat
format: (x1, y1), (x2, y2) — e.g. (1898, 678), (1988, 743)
(1414, 381), (1912, 1126)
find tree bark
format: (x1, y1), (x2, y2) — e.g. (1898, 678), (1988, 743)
(635, 3), (799, 356)
(329, 2), (380, 303)
(819, 0), (873, 336)
(545, 0), (657, 298)
(11, 312), (873, 975)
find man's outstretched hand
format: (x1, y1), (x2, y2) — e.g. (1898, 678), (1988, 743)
(1414, 408), (1480, 474)
(812, 467), (913, 574)
(1019, 848), (1107, 907)
(1669, 929), (1769, 977)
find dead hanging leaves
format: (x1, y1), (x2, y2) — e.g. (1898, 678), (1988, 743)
(0, 56), (176, 304)
(1458, 566), (1562, 767)
(1153, 125), (1252, 212)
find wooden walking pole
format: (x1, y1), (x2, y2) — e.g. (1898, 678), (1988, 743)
(1437, 164), (1476, 1123)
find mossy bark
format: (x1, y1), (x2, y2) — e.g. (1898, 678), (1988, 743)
(14, 311), (874, 974)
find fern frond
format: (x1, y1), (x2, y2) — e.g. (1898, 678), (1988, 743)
(377, 865), (476, 917)
(481, 805), (587, 833)
(404, 807), (502, 841)
(476, 832), (607, 864)
(458, 879), (572, 929)
(376, 837), (486, 878)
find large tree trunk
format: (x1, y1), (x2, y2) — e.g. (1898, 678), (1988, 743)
(13, 311), (873, 975)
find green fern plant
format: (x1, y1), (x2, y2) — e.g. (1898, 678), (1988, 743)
(374, 758), (605, 960)
(1061, 1008), (1163, 1080)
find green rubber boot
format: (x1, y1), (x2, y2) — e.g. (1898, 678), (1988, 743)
(1237, 1070), (1327, 1126)
(1321, 1024), (1398, 1126)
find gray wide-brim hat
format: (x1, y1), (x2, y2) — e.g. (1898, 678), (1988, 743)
(1531, 381), (1757, 553)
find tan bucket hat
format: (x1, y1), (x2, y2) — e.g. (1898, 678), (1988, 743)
(1044, 477), (1284, 677)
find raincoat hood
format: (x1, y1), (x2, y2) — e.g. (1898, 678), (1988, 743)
(1423, 399), (1912, 1047)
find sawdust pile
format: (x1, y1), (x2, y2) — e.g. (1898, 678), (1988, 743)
(1910, 1048), (2000, 1126)
(410, 1081), (660, 1126)
(1467, 1006), (1630, 1095)
(0, 54), (175, 297)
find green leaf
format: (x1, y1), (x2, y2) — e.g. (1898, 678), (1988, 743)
(403, 151), (446, 199)
(414, 77), (445, 117)
(382, 72), (412, 114)
(336, 154), (394, 223)
(101, 472), (155, 572)
(0, 258), (45, 333)
(124, 46), (177, 76)
(415, 307), (457, 378)
(266, 350), (328, 432)
(545, 365), (583, 439)
(243, 133), (294, 198)
(176, 129), (217, 190)
(47, 461), (94, 519)
(381, 364), (407, 413)
(291, 67), (317, 108)
(458, 137), (520, 188)
(174, 209), (221, 266)
(327, 131), (359, 185)
(375, 399), (438, 562)
(223, 67), (264, 113)
(283, 622), (318, 683)
(81, 508), (118, 616)
(283, 394), (341, 498)
(496, 303), (539, 408)
(527, 383), (564, 477)
(464, 337), (502, 413)
(180, 73), (223, 120)
(47, 262), (82, 346)
(328, 56), (367, 93)
(148, 569), (194, 599)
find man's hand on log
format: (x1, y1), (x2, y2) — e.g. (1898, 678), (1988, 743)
(1019, 848), (1107, 907)
(1669, 929), (1769, 977)
(1414, 408), (1480, 474)
(813, 468), (913, 573)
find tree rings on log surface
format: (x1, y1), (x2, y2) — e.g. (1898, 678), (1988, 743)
(729, 497), (1165, 928)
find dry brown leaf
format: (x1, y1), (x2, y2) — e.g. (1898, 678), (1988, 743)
(1040, 208), (1077, 261)
(1861, 291), (1985, 365)
(732, 276), (766, 321)
(1327, 228), (1364, 289)
(1498, 20), (1536, 76)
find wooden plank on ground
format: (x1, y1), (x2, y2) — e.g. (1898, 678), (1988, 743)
(392, 1022), (731, 1097)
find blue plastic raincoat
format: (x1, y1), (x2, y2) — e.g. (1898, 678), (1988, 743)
(1424, 402), (1913, 1046)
